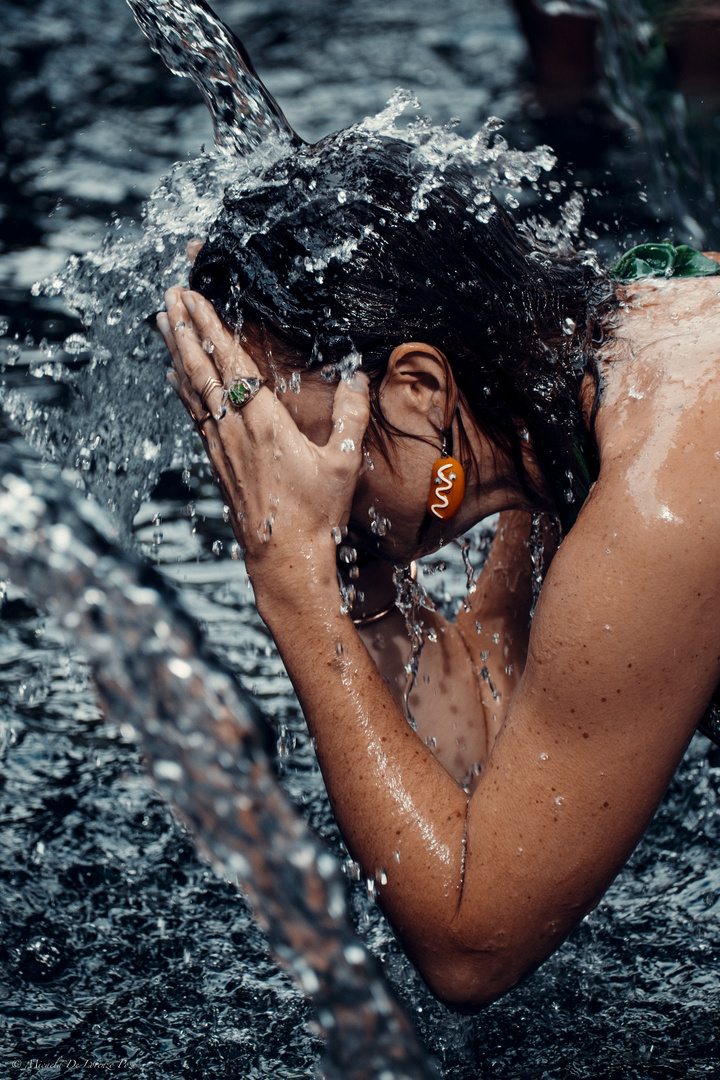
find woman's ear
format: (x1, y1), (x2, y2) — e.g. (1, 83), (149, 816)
(380, 342), (459, 437)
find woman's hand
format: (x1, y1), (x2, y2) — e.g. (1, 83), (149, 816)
(156, 287), (370, 603)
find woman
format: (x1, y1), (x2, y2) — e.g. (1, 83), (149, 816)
(156, 131), (720, 1010)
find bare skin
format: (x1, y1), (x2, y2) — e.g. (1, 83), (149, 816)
(157, 262), (720, 1009)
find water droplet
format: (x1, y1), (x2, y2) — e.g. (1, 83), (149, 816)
(343, 857), (361, 880)
(154, 760), (184, 782)
(174, 321), (186, 332)
(337, 190), (347, 204)
(277, 724), (293, 758)
(289, 371), (301, 394)
(343, 944), (366, 965)
(368, 506), (390, 536)
(340, 438), (355, 452)
(212, 540), (223, 556)
(63, 333), (90, 355)
(202, 338), (215, 354)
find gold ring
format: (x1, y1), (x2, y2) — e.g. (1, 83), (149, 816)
(199, 376), (223, 410)
(191, 409), (212, 424)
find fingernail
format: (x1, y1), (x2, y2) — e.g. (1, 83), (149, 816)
(184, 293), (196, 314)
(166, 370), (179, 391)
(157, 312), (170, 333)
(165, 287), (180, 310)
(347, 370), (368, 392)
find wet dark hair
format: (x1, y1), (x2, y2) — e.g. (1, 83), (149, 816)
(190, 131), (617, 531)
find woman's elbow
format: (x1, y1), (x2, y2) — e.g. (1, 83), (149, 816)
(411, 943), (527, 1012)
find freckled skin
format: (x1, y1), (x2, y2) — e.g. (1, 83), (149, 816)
(160, 262), (720, 1010)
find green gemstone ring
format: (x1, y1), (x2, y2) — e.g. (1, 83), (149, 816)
(225, 376), (266, 409)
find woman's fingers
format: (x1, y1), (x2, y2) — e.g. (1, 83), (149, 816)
(161, 287), (261, 420)
(327, 372), (370, 462)
(160, 285), (259, 394)
(186, 238), (205, 264)
(159, 303), (213, 422)
(182, 290), (260, 384)
(157, 311), (180, 365)
(166, 367), (241, 516)
(164, 291), (227, 418)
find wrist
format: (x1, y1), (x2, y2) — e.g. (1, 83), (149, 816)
(248, 540), (344, 628)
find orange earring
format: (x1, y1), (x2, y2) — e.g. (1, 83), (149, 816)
(428, 441), (465, 520)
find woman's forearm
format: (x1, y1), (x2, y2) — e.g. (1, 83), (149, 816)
(256, 577), (471, 980)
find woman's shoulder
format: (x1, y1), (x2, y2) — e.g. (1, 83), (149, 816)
(611, 270), (720, 325)
(597, 272), (720, 432)
(592, 272), (720, 494)
(570, 268), (720, 682)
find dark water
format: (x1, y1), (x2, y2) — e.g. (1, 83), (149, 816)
(1, 1), (719, 1078)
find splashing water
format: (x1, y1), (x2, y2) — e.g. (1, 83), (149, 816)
(392, 563), (436, 730)
(2, 154), (230, 530)
(529, 511), (546, 620)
